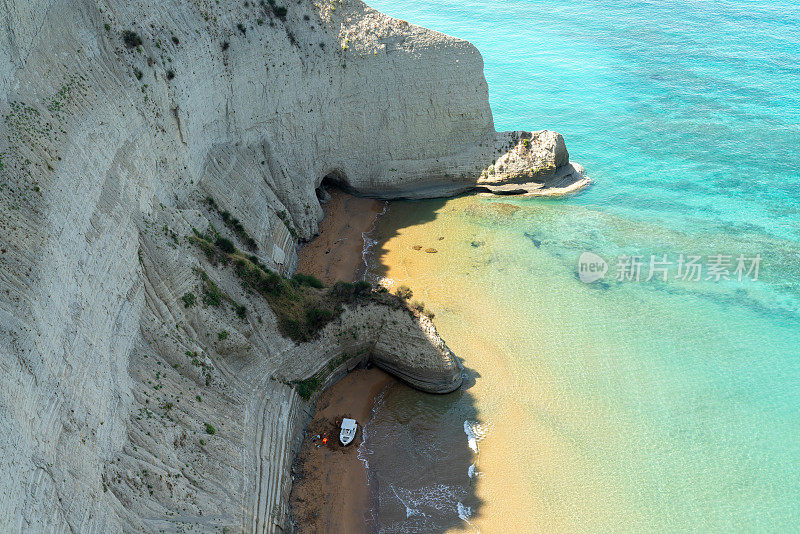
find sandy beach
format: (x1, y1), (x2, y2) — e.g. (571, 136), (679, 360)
(296, 188), (385, 285)
(290, 187), (394, 532)
(290, 368), (392, 533)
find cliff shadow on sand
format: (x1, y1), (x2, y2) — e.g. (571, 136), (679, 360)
(362, 372), (484, 533)
(358, 196), (487, 531)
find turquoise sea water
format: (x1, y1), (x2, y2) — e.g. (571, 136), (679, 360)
(363, 0), (800, 531)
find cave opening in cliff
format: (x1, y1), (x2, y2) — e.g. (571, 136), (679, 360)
(317, 170), (350, 200)
(320, 170), (348, 189)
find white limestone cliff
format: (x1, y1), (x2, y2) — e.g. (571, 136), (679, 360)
(0, 0), (585, 531)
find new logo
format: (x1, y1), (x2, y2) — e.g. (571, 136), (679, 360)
(578, 252), (608, 283)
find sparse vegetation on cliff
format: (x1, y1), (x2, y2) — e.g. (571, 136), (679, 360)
(201, 274), (224, 306)
(395, 284), (413, 299)
(122, 30), (142, 48)
(411, 299), (436, 319)
(190, 234), (420, 343)
(181, 292), (196, 308)
(215, 237), (235, 254)
(0, 0), (528, 526)
(291, 351), (355, 400)
(276, 210), (298, 238)
(205, 196), (259, 251)
(292, 273), (323, 288)
(192, 268), (248, 321)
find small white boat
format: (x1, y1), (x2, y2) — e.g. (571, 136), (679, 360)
(339, 418), (357, 446)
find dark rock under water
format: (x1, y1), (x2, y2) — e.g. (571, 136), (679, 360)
(523, 232), (542, 247)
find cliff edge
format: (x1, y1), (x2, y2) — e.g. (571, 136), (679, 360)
(0, 0), (581, 531)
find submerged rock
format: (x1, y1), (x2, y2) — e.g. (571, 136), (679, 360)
(524, 232), (542, 248)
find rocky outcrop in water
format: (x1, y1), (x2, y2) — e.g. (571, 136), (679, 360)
(0, 0), (579, 531)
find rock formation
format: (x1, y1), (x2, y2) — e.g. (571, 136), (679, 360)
(0, 0), (584, 531)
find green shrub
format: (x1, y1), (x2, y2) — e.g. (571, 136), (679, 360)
(279, 318), (303, 341)
(293, 375), (321, 400)
(233, 256), (286, 296)
(166, 69), (175, 80)
(353, 280), (371, 295)
(196, 238), (216, 261)
(203, 290), (222, 307)
(215, 237), (235, 254)
(410, 300), (425, 312)
(171, 35), (179, 45)
(202, 277), (224, 307)
(292, 273), (323, 288)
(217, 330), (229, 341)
(395, 285), (413, 300)
(122, 30), (142, 48)
(273, 5), (288, 17)
(181, 292), (196, 308)
(204, 423), (216, 435)
(305, 307), (334, 330)
(205, 200), (259, 251)
(326, 280), (371, 303)
(134, 68), (143, 80)
(330, 280), (354, 298)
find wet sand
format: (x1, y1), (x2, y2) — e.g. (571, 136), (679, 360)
(295, 188), (385, 285)
(290, 368), (392, 533)
(290, 187), (394, 532)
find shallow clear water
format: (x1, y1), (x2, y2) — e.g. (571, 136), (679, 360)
(362, 0), (800, 531)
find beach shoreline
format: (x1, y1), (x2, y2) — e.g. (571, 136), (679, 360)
(296, 188), (386, 285)
(290, 187), (395, 532)
(289, 368), (392, 533)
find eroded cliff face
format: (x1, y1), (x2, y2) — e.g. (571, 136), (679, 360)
(0, 0), (579, 531)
